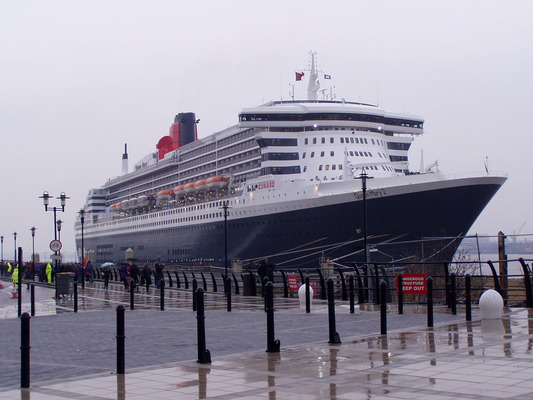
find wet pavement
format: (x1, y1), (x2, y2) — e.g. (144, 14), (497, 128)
(1, 277), (533, 399)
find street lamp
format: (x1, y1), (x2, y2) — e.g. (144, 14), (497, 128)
(30, 227), (36, 266)
(356, 170), (373, 264)
(1, 236), (3, 276)
(39, 191), (69, 272)
(220, 201), (231, 295)
(79, 209), (85, 265)
(13, 232), (17, 264)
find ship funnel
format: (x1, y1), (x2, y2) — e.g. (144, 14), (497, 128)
(157, 112), (198, 160)
(122, 143), (128, 175)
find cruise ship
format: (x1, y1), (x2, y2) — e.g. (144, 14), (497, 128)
(75, 54), (506, 267)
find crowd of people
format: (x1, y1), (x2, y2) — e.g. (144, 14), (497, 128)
(0, 261), (164, 290)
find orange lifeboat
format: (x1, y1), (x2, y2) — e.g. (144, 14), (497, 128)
(195, 179), (208, 191)
(156, 190), (172, 205)
(206, 176), (229, 189)
(183, 182), (196, 193)
(172, 185), (186, 196)
(110, 203), (119, 212)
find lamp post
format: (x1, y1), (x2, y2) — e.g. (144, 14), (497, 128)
(220, 201), (231, 295)
(13, 232), (17, 264)
(357, 171), (373, 264)
(1, 236), (3, 276)
(79, 209), (85, 266)
(30, 227), (36, 266)
(40, 191), (69, 273)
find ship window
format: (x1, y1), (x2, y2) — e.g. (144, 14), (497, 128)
(340, 138), (344, 143)
(350, 138), (354, 143)
(339, 164), (343, 170)
(304, 138), (308, 145)
(350, 151), (354, 156)
(302, 152), (306, 159)
(364, 152), (368, 156)
(355, 138), (359, 143)
(345, 137), (349, 142)
(320, 151), (324, 157)
(369, 152), (373, 156)
(319, 165), (323, 171)
(311, 152), (315, 158)
(313, 138), (317, 144)
(330, 151), (334, 156)
(330, 137), (334, 143)
(321, 137), (325, 144)
(371, 139), (375, 144)
(364, 138), (368, 144)
(325, 165), (330, 170)
(303, 166), (307, 172)
(332, 165), (336, 170)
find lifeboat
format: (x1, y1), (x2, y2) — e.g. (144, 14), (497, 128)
(137, 195), (149, 207)
(172, 185), (185, 196)
(156, 190), (172, 205)
(206, 176), (229, 189)
(110, 203), (119, 212)
(195, 179), (208, 191)
(183, 182), (196, 193)
(115, 201), (123, 211)
(122, 199), (131, 209)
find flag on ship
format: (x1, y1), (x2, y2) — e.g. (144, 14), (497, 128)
(324, 74), (332, 79)
(295, 72), (305, 81)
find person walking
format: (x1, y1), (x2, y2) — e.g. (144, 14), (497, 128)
(11, 265), (19, 289)
(102, 265), (111, 289)
(155, 263), (165, 289)
(45, 263), (53, 284)
(143, 264), (152, 288)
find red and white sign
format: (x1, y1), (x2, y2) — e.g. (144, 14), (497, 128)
(397, 273), (427, 295)
(288, 276), (298, 291)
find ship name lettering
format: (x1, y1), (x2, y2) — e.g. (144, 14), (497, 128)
(353, 189), (387, 200)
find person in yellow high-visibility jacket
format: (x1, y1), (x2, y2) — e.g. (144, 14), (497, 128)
(11, 265), (19, 288)
(7, 262), (12, 275)
(45, 263), (53, 284)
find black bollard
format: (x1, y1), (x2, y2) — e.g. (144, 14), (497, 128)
(305, 276), (311, 313)
(265, 281), (280, 353)
(20, 312), (31, 388)
(167, 271), (173, 288)
(327, 278), (342, 344)
(226, 277), (232, 312)
(465, 274), (472, 322)
(130, 281), (135, 311)
(116, 305), (125, 374)
(73, 282), (78, 313)
(263, 277), (270, 311)
(380, 280), (387, 335)
(196, 288), (211, 363)
(349, 275), (355, 313)
(398, 274), (404, 315)
(427, 277), (434, 328)
(317, 268), (327, 300)
(30, 284), (36, 317)
(81, 267), (85, 289)
(18, 275), (22, 317)
(192, 279), (198, 311)
(249, 271), (257, 296)
(450, 273), (457, 315)
(160, 280), (165, 311)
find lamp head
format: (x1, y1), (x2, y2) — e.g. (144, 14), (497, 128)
(40, 191), (50, 211)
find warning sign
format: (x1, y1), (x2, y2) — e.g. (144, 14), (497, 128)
(397, 273), (427, 295)
(288, 276), (298, 291)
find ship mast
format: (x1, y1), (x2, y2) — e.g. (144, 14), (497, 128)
(307, 51), (320, 100)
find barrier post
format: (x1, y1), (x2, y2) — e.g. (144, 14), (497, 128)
(305, 276), (311, 313)
(116, 305), (125, 374)
(465, 274), (472, 322)
(20, 312), (31, 388)
(226, 277), (232, 312)
(427, 277), (434, 328)
(450, 273), (457, 315)
(327, 278), (342, 344)
(192, 279), (198, 311)
(280, 270), (289, 298)
(317, 269), (327, 300)
(380, 280), (387, 335)
(30, 284), (36, 316)
(130, 281), (135, 310)
(232, 274), (240, 295)
(349, 275), (355, 314)
(201, 272), (208, 291)
(266, 281), (280, 352)
(73, 282), (78, 313)
(210, 272), (217, 293)
(338, 269), (347, 301)
(160, 280), (165, 311)
(398, 273), (404, 315)
(196, 288), (211, 363)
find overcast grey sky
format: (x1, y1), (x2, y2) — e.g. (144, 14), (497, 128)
(1, 1), (531, 260)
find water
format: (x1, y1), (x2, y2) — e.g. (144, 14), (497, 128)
(457, 253), (533, 277)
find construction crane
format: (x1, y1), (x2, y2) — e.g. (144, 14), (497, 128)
(511, 222), (527, 242)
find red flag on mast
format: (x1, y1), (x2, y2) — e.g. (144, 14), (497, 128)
(295, 72), (305, 81)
